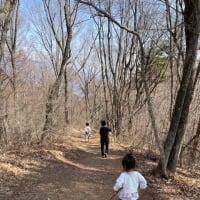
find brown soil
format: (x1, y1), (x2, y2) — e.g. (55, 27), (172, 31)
(0, 128), (199, 200)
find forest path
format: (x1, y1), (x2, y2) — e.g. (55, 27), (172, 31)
(1, 128), (191, 200)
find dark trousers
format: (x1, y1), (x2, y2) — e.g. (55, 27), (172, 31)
(101, 139), (109, 156)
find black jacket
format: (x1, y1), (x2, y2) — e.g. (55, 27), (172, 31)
(100, 127), (111, 141)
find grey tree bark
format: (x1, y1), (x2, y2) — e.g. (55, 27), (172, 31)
(190, 117), (200, 163)
(158, 0), (200, 176)
(0, 0), (18, 143)
(64, 68), (69, 124)
(6, 0), (20, 137)
(41, 0), (75, 142)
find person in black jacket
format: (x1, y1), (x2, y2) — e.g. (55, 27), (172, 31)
(99, 120), (111, 158)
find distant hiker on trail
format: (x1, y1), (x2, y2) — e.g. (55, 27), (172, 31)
(110, 152), (147, 200)
(85, 122), (91, 142)
(99, 120), (111, 158)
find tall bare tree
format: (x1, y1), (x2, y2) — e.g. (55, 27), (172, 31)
(157, 0), (200, 176)
(39, 0), (78, 142)
(6, 0), (20, 127)
(0, 0), (19, 143)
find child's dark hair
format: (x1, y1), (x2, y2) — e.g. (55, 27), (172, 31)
(122, 152), (136, 171)
(101, 120), (106, 126)
(86, 122), (89, 126)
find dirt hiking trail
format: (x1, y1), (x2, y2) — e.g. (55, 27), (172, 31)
(0, 128), (199, 200)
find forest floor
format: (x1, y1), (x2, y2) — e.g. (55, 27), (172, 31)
(0, 127), (200, 200)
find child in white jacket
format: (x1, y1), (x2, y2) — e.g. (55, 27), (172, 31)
(112, 153), (147, 200)
(85, 122), (91, 142)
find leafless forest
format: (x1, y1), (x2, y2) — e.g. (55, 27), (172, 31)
(0, 0), (200, 178)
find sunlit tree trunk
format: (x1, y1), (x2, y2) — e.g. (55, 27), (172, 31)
(41, 0), (75, 142)
(6, 0), (20, 136)
(158, 0), (200, 175)
(167, 71), (196, 172)
(64, 68), (69, 124)
(0, 0), (18, 143)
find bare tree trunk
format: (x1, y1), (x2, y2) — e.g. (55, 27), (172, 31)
(98, 18), (110, 122)
(42, 59), (71, 140)
(139, 41), (167, 177)
(0, 85), (7, 144)
(167, 72), (194, 172)
(43, 76), (62, 132)
(190, 118), (200, 163)
(41, 0), (74, 142)
(158, 0), (200, 175)
(0, 0), (18, 143)
(64, 69), (69, 124)
(6, 0), (20, 138)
